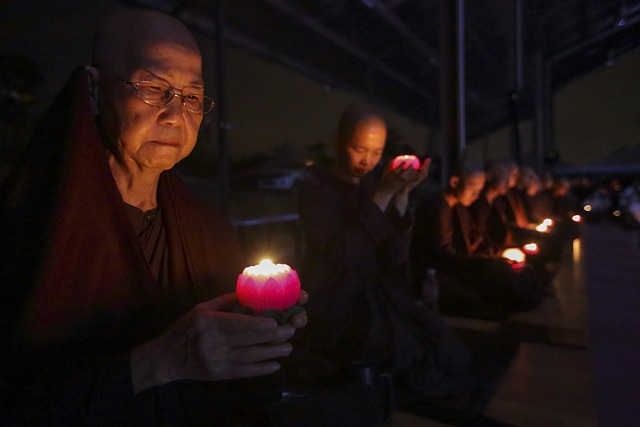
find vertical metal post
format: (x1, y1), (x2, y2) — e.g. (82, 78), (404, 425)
(532, 50), (545, 173)
(531, 0), (554, 173)
(439, 0), (466, 183)
(214, 0), (230, 214)
(456, 0), (466, 157)
(507, 0), (524, 165)
(544, 62), (555, 168)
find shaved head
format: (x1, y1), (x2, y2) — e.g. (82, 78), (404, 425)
(90, 8), (206, 176)
(92, 8), (200, 76)
(335, 102), (386, 149)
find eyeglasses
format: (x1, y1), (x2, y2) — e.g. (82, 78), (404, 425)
(119, 78), (215, 114)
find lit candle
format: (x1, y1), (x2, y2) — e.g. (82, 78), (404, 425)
(571, 214), (582, 223)
(236, 259), (301, 314)
(501, 247), (526, 270)
(391, 154), (421, 171)
(521, 242), (539, 255)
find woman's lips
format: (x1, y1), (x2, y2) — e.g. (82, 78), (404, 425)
(154, 140), (180, 146)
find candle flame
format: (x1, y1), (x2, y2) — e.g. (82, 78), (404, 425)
(522, 242), (539, 254)
(501, 248), (526, 263)
(243, 259), (291, 276)
(535, 223), (549, 232)
(542, 218), (554, 226)
(572, 214), (582, 223)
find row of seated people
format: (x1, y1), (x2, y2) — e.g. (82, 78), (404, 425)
(0, 9), (536, 426)
(286, 103), (524, 426)
(409, 158), (578, 320)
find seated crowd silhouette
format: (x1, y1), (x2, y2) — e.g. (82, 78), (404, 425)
(281, 104), (582, 427)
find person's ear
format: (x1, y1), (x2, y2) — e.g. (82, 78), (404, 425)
(449, 176), (460, 189)
(84, 65), (100, 116)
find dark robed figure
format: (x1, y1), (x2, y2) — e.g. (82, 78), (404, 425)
(0, 8), (306, 425)
(289, 103), (504, 425)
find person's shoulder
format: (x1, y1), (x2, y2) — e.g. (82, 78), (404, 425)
(300, 163), (332, 188)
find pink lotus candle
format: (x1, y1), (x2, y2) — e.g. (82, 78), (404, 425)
(391, 154), (421, 171)
(236, 259), (301, 314)
(521, 242), (539, 255)
(534, 218), (554, 233)
(501, 247), (526, 270)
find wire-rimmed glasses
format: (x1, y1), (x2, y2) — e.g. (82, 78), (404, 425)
(119, 78), (215, 114)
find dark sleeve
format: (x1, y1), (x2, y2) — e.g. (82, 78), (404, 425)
(469, 197), (489, 236)
(298, 168), (410, 269)
(384, 202), (414, 267)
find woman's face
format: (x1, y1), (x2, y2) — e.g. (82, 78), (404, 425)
(337, 118), (387, 179)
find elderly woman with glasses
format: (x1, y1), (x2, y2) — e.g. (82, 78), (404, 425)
(0, 8), (306, 426)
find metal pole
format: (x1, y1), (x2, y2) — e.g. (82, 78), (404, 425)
(439, 0), (466, 182)
(456, 0), (466, 156)
(507, 0), (524, 165)
(532, 49), (545, 173)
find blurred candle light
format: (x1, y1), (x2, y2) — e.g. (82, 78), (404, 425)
(501, 248), (526, 269)
(534, 218), (554, 233)
(391, 154), (421, 171)
(572, 214), (582, 223)
(572, 238), (581, 263)
(535, 223), (549, 232)
(522, 242), (539, 255)
(236, 259), (301, 314)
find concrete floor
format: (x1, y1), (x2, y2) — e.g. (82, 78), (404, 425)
(385, 238), (597, 427)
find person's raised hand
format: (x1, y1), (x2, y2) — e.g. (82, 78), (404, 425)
(402, 158), (430, 191)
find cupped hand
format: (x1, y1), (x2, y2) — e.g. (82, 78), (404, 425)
(379, 158), (430, 193)
(290, 289), (309, 329)
(131, 292), (307, 393)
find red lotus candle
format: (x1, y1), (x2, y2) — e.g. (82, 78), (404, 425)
(521, 242), (539, 255)
(236, 259), (301, 314)
(501, 247), (526, 270)
(391, 154), (421, 170)
(534, 218), (554, 233)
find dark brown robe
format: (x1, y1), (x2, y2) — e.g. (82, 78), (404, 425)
(410, 191), (493, 286)
(0, 68), (274, 425)
(291, 165), (472, 400)
(410, 190), (542, 317)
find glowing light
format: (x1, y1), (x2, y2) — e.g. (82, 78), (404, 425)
(501, 247), (526, 269)
(391, 154), (421, 171)
(583, 204), (592, 212)
(236, 259), (301, 313)
(535, 223), (549, 233)
(572, 214), (582, 223)
(613, 210), (622, 217)
(502, 248), (525, 263)
(542, 218), (554, 227)
(522, 242), (539, 255)
(572, 238), (581, 263)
